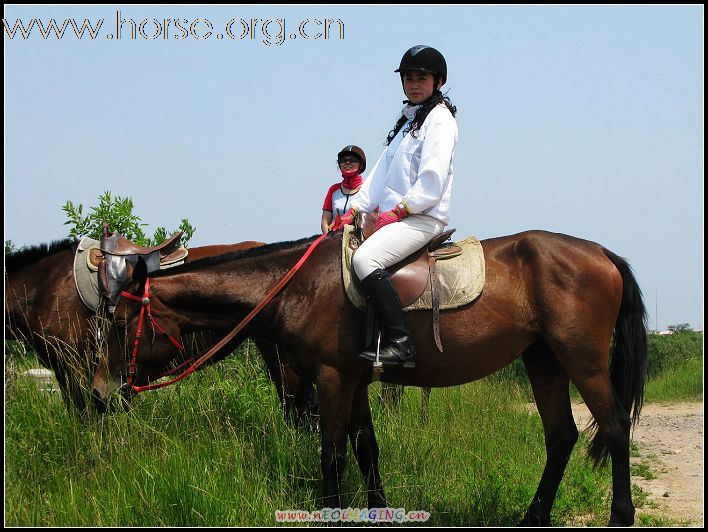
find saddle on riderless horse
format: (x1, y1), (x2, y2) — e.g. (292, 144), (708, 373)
(97, 224), (187, 310)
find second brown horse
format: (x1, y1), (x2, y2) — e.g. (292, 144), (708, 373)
(5, 240), (317, 425)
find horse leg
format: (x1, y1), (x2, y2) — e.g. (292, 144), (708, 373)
(254, 340), (318, 429)
(253, 340), (290, 414)
(44, 343), (93, 419)
(349, 384), (387, 508)
(52, 363), (88, 417)
(298, 375), (320, 431)
(576, 378), (633, 525)
(317, 365), (357, 509)
(380, 382), (404, 407)
(519, 342), (578, 526)
(551, 343), (635, 526)
(420, 387), (431, 423)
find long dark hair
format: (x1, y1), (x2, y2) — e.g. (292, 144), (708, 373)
(386, 79), (457, 145)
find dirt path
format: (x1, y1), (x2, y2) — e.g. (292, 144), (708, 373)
(571, 401), (703, 526)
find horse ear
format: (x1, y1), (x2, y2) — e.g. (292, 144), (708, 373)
(133, 256), (148, 286)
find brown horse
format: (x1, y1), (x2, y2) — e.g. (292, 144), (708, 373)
(92, 230), (647, 526)
(5, 239), (317, 424)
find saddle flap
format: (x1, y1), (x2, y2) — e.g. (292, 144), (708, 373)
(97, 231), (183, 308)
(388, 246), (430, 308)
(345, 227), (430, 309)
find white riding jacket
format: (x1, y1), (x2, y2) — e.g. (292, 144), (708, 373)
(352, 102), (458, 225)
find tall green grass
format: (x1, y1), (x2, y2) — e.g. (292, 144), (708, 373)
(5, 342), (615, 527)
(646, 331), (703, 379)
(645, 356), (703, 403)
(488, 333), (704, 404)
(643, 331), (703, 403)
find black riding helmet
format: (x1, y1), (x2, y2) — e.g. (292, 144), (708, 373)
(337, 145), (366, 173)
(395, 45), (447, 85)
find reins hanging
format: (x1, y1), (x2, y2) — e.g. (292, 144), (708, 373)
(124, 231), (332, 394)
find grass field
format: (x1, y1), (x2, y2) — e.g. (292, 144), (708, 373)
(6, 329), (703, 527)
(5, 342), (624, 527)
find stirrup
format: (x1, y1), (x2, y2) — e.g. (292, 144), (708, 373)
(359, 346), (416, 368)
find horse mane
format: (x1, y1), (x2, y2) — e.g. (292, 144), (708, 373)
(152, 234), (322, 277)
(4, 239), (76, 273)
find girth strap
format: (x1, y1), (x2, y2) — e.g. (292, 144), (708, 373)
(429, 254), (443, 352)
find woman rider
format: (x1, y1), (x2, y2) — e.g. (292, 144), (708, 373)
(337, 45), (458, 368)
(321, 146), (366, 234)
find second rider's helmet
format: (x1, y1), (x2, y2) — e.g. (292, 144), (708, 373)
(337, 145), (366, 173)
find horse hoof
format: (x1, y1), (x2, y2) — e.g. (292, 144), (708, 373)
(608, 504), (635, 527)
(608, 516), (635, 527)
(517, 519), (550, 527)
(517, 512), (550, 527)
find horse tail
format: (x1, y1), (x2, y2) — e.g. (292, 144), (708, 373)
(589, 249), (648, 466)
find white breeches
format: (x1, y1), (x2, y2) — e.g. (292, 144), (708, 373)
(352, 215), (445, 280)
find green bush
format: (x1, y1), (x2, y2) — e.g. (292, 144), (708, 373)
(645, 355), (702, 403)
(62, 191), (195, 247)
(647, 331), (703, 378)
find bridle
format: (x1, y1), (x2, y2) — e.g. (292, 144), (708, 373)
(118, 277), (186, 391)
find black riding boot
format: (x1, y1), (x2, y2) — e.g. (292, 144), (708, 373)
(358, 269), (416, 368)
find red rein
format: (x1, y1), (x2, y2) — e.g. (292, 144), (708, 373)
(121, 231), (331, 394)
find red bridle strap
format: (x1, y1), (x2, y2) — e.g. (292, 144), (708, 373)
(128, 232), (330, 394)
(120, 278), (186, 389)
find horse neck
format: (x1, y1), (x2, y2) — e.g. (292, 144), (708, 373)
(187, 242), (265, 261)
(154, 240), (324, 334)
(5, 249), (73, 333)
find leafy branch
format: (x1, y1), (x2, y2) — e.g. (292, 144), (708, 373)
(62, 191), (195, 247)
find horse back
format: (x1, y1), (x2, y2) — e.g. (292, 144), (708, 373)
(481, 230), (623, 333)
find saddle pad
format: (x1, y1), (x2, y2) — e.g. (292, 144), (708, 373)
(73, 239), (190, 311)
(342, 225), (485, 312)
(73, 237), (102, 311)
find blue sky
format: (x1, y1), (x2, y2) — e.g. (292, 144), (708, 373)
(4, 5), (703, 331)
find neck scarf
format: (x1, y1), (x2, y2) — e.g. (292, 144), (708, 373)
(403, 103), (421, 120)
(340, 168), (362, 190)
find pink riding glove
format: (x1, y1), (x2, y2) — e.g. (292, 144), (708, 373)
(330, 207), (358, 231)
(373, 203), (409, 233)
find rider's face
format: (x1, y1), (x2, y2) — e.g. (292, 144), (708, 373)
(338, 155), (361, 173)
(402, 71), (440, 104)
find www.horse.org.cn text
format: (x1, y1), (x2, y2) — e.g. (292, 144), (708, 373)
(3, 11), (345, 46)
